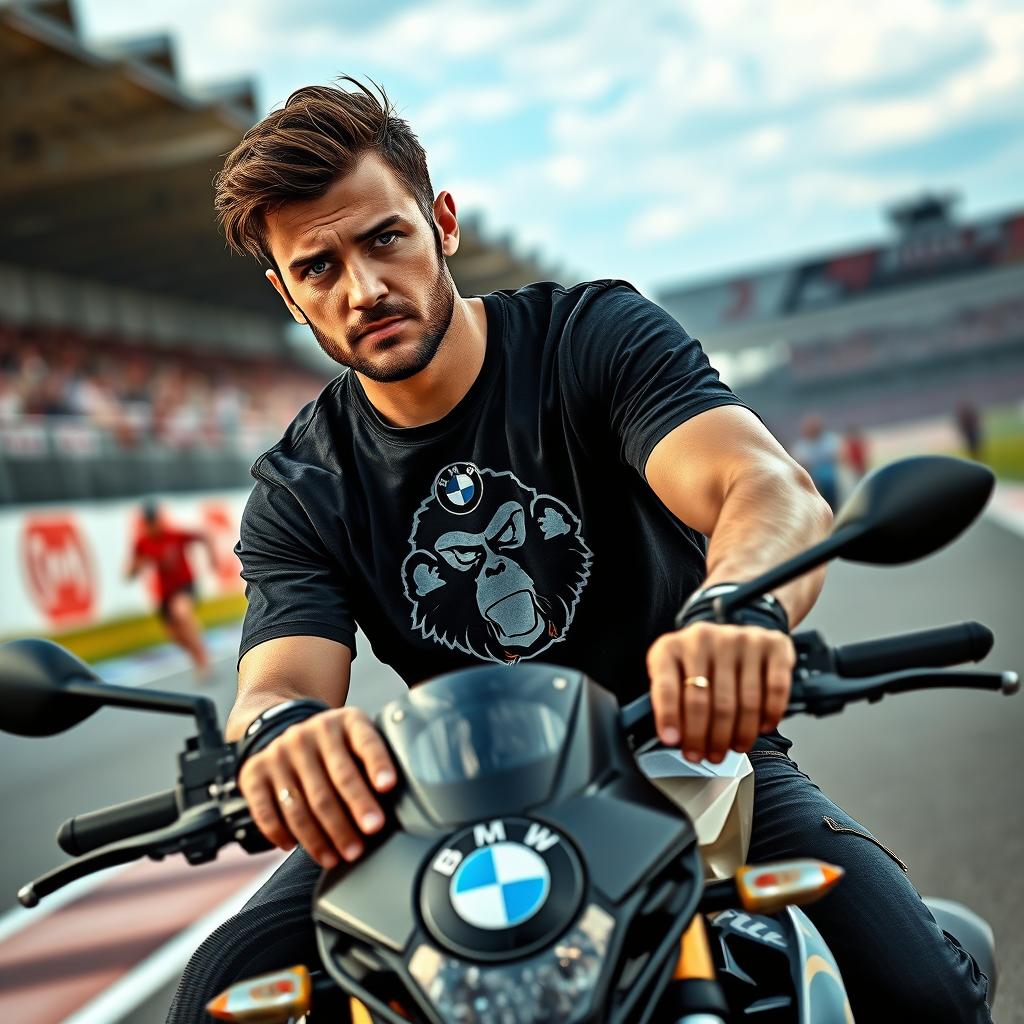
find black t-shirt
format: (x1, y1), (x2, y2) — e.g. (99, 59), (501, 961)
(237, 279), (750, 704)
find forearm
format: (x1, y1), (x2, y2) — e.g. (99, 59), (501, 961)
(702, 462), (832, 627)
(226, 635), (352, 741)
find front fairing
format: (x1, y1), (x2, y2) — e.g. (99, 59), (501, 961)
(710, 905), (853, 1023)
(312, 663), (703, 1024)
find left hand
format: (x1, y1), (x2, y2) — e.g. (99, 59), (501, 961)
(646, 622), (796, 763)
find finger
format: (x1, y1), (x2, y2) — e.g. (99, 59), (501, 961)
(734, 632), (766, 752)
(288, 729), (366, 862)
(647, 637), (683, 747)
(344, 710), (398, 791)
(706, 630), (739, 763)
(761, 637), (796, 732)
(239, 761), (295, 851)
(680, 626), (713, 762)
(268, 758), (339, 869)
(321, 715), (387, 835)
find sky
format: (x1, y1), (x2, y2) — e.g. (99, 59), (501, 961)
(75, 0), (1024, 297)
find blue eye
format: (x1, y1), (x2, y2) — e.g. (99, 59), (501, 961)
(308, 260), (328, 278)
(376, 231), (400, 247)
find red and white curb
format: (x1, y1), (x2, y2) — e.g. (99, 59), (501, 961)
(0, 847), (284, 1024)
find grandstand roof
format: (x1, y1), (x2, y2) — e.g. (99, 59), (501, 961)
(0, 0), (552, 322)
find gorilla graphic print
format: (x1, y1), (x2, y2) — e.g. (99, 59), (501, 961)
(401, 464), (593, 664)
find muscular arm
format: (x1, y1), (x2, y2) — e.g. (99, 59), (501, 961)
(643, 405), (833, 761)
(645, 405), (832, 624)
(226, 635), (353, 741)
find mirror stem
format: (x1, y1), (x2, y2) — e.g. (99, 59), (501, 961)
(715, 524), (864, 621)
(65, 677), (222, 749)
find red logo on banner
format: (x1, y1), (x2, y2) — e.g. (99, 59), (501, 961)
(201, 502), (243, 591)
(22, 516), (97, 624)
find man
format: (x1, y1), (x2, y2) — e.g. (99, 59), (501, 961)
(201, 80), (988, 1021)
(127, 500), (213, 677)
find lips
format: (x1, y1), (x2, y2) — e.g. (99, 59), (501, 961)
(359, 317), (407, 343)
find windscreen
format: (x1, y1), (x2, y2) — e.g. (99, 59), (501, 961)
(386, 666), (579, 789)
(404, 697), (566, 785)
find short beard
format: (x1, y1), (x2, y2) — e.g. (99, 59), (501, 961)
(304, 255), (455, 384)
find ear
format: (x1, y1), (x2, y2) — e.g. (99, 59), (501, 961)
(433, 191), (460, 258)
(403, 550), (447, 599)
(532, 495), (574, 540)
(265, 268), (308, 325)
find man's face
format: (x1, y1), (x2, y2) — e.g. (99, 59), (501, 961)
(264, 153), (455, 383)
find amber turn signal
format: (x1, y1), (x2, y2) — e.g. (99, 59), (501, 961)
(206, 964), (312, 1022)
(735, 859), (844, 914)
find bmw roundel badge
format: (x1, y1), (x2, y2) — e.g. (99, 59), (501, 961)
(420, 817), (584, 959)
(434, 462), (483, 515)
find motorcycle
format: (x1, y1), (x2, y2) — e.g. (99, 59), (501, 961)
(1, 455), (1016, 1024)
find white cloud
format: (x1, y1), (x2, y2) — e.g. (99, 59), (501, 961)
(76, 0), (1024, 283)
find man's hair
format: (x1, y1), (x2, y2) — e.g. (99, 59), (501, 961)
(214, 77), (434, 265)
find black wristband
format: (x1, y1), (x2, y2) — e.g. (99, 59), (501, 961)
(676, 583), (789, 634)
(235, 699), (329, 770)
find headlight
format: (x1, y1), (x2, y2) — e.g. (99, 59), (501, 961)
(408, 903), (615, 1023)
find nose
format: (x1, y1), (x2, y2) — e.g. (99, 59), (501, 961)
(346, 260), (388, 311)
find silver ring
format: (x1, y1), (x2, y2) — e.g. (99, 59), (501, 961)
(278, 786), (295, 807)
(683, 674), (711, 690)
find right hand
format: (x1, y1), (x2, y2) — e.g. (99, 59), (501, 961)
(238, 707), (397, 869)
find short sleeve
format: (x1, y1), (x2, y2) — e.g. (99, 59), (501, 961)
(236, 476), (357, 666)
(567, 283), (752, 474)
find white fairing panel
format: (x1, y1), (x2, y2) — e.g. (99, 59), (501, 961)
(638, 749), (754, 879)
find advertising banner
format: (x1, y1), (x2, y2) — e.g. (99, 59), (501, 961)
(0, 490), (251, 638)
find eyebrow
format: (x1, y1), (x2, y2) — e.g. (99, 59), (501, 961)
(287, 214), (404, 275)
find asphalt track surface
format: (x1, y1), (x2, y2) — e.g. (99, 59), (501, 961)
(1, 516), (1022, 1022)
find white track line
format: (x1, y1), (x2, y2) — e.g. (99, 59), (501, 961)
(0, 865), (132, 947)
(59, 856), (284, 1024)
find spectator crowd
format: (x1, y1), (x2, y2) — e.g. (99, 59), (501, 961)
(0, 322), (327, 455)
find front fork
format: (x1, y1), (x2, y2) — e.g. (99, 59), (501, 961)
(660, 915), (731, 1023)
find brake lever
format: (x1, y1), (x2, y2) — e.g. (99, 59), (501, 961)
(17, 794), (271, 908)
(786, 667), (1019, 719)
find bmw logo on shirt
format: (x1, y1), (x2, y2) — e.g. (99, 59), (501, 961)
(434, 462), (484, 515)
(420, 817), (584, 959)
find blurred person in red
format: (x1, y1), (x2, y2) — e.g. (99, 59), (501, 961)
(126, 499), (215, 678)
(842, 425), (869, 480)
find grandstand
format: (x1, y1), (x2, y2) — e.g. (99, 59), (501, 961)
(0, 0), (558, 506)
(657, 195), (1024, 448)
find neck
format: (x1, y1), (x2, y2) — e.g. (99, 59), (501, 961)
(357, 293), (487, 428)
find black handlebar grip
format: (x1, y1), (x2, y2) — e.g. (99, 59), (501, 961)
(833, 621), (993, 678)
(57, 789), (180, 856)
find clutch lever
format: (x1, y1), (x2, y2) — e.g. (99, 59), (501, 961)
(17, 794), (270, 908)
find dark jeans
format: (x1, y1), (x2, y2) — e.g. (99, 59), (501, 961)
(747, 749), (991, 1023)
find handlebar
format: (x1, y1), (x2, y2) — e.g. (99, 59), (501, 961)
(18, 621), (1018, 908)
(57, 788), (180, 856)
(832, 621), (993, 678)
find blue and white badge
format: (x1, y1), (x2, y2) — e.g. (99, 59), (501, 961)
(434, 462), (483, 515)
(450, 841), (551, 930)
(420, 817), (584, 959)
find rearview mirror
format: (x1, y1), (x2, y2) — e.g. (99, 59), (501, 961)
(715, 456), (994, 619)
(830, 455), (994, 564)
(0, 638), (223, 747)
(0, 639), (103, 736)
